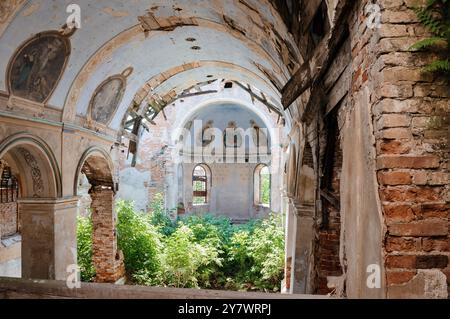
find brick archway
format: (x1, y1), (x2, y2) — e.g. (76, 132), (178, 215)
(75, 148), (124, 283)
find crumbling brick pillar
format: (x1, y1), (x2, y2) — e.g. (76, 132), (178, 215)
(90, 186), (125, 283)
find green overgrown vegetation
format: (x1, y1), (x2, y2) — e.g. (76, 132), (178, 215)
(410, 0), (450, 75)
(260, 169), (271, 206)
(76, 215), (96, 282)
(77, 194), (285, 292)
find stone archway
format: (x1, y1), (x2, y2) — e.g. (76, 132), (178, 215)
(0, 132), (77, 280)
(75, 147), (124, 283)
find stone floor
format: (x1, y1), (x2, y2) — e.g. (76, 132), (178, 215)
(0, 277), (330, 299)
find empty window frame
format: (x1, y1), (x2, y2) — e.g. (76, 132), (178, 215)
(254, 164), (270, 206)
(193, 164), (209, 205)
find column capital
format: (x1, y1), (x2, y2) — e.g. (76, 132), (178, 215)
(288, 198), (315, 218)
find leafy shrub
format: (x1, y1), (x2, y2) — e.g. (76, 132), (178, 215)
(157, 225), (222, 288)
(261, 172), (271, 206)
(76, 215), (96, 282)
(175, 215), (230, 287)
(247, 213), (285, 290)
(148, 193), (176, 237)
(223, 214), (284, 292)
(78, 197), (286, 292)
(410, 0), (450, 75)
(116, 200), (162, 279)
(179, 214), (232, 245)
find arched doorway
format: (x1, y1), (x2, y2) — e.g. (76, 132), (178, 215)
(254, 164), (271, 207)
(0, 133), (76, 280)
(192, 164), (211, 205)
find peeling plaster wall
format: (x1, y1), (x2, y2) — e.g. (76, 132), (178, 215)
(116, 167), (151, 212)
(340, 87), (385, 298)
(182, 162), (271, 221)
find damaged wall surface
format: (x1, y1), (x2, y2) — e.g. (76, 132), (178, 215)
(0, 0), (448, 299)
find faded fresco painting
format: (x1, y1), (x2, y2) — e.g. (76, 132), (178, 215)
(90, 77), (125, 125)
(9, 33), (69, 103)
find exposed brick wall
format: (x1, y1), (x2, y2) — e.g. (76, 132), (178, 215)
(302, 143), (314, 167)
(137, 107), (174, 206)
(281, 0), (448, 298)
(0, 189), (18, 238)
(315, 206), (342, 294)
(315, 133), (343, 294)
(367, 0), (450, 294)
(90, 187), (125, 283)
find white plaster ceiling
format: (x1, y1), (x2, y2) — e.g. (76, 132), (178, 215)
(188, 103), (267, 131)
(0, 0), (301, 130)
(182, 102), (271, 152)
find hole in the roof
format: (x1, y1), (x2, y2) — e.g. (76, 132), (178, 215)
(224, 82), (233, 89)
(186, 37), (196, 42)
(191, 46), (201, 50)
(207, 75), (213, 78)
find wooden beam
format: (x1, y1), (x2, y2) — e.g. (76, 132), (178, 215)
(281, 0), (354, 109)
(302, 0), (324, 32)
(323, 37), (351, 92)
(325, 66), (350, 115)
(232, 81), (282, 116)
(300, 85), (324, 123)
(320, 189), (340, 211)
(161, 109), (167, 121)
(142, 113), (156, 125)
(176, 90), (218, 99)
(121, 130), (138, 142)
(281, 36), (327, 108)
(247, 84), (255, 104)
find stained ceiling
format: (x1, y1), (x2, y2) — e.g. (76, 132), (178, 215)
(0, 0), (303, 132)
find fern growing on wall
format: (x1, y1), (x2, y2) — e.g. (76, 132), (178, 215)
(410, 0), (450, 74)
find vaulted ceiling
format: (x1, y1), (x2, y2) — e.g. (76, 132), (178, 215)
(0, 0), (304, 132)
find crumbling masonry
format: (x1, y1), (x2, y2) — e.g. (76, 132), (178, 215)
(0, 0), (448, 298)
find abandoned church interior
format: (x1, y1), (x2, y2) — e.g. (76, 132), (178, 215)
(0, 0), (449, 299)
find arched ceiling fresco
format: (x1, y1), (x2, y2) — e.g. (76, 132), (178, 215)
(0, 0), (303, 132)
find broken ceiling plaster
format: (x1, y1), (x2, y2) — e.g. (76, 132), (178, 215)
(103, 7), (130, 18)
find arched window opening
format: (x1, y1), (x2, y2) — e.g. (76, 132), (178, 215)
(254, 164), (270, 207)
(193, 165), (208, 205)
